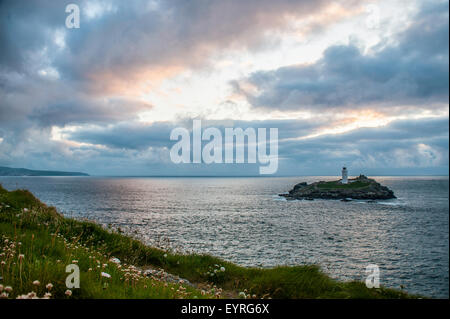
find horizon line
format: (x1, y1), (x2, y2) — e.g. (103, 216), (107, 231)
(2, 174), (448, 178)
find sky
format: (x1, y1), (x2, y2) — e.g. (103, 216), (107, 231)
(0, 0), (448, 176)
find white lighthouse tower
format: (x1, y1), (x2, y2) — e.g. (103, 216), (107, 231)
(341, 166), (348, 184)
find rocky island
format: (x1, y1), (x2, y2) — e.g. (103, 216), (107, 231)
(280, 173), (396, 201)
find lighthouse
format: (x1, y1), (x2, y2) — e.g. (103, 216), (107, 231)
(341, 166), (348, 184)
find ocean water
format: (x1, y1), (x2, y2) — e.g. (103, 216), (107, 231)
(0, 176), (448, 298)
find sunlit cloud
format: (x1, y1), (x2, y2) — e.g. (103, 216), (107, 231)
(0, 0), (447, 175)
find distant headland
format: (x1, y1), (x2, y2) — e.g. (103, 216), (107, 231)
(0, 166), (89, 176)
(280, 167), (395, 201)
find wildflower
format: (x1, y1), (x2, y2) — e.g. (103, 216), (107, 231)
(0, 292), (8, 299)
(43, 292), (52, 299)
(5, 286), (12, 293)
(46, 283), (53, 290)
(238, 292), (246, 298)
(101, 272), (111, 279)
(220, 267), (225, 272)
(28, 292), (36, 298)
(33, 280), (40, 286)
(163, 253), (167, 258)
(65, 289), (72, 297)
(18, 254), (24, 260)
(110, 257), (121, 264)
(72, 260), (78, 264)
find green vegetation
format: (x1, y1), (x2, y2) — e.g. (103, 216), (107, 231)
(317, 180), (370, 189)
(0, 185), (418, 299)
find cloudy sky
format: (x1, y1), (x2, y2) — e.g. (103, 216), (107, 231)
(0, 0), (448, 176)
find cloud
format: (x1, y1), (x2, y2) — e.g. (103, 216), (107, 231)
(0, 0), (448, 176)
(0, 73), (152, 130)
(233, 0), (449, 112)
(278, 116), (449, 174)
(64, 117), (332, 150)
(0, 0), (362, 149)
(0, 114), (447, 175)
(30, 96), (153, 127)
(1, 0), (360, 86)
(67, 121), (174, 150)
(57, 116), (450, 175)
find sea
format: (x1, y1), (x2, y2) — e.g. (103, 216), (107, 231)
(0, 176), (448, 298)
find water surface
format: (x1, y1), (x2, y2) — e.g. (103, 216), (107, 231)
(0, 176), (448, 297)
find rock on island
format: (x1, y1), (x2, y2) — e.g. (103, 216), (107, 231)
(280, 174), (396, 200)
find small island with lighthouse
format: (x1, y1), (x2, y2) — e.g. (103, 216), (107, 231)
(280, 167), (396, 201)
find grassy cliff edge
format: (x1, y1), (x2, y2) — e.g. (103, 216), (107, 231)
(0, 185), (418, 299)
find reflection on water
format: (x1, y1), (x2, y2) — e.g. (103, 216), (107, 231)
(0, 176), (448, 298)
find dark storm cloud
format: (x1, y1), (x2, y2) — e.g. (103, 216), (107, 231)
(234, 0), (449, 111)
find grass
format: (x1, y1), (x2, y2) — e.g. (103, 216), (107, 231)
(0, 184), (418, 299)
(317, 181), (371, 189)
